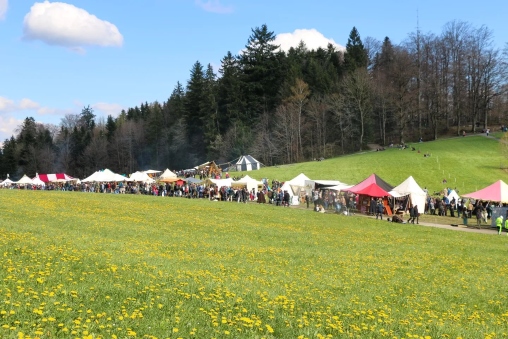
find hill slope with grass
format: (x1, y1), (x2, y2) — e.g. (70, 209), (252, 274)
(242, 135), (508, 194)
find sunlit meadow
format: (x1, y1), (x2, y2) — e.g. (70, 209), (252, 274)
(1, 190), (508, 339)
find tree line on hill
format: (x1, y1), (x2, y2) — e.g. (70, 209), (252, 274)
(1, 22), (508, 179)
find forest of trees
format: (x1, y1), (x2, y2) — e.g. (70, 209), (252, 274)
(1, 22), (508, 179)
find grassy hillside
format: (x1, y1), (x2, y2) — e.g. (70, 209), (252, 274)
(241, 135), (508, 194)
(0, 190), (507, 338)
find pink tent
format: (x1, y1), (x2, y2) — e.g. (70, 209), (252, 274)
(462, 180), (508, 203)
(349, 173), (393, 198)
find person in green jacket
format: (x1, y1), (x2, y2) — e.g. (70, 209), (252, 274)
(505, 217), (508, 236)
(496, 215), (504, 235)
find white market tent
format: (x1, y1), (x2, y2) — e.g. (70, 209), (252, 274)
(447, 189), (460, 203)
(232, 175), (263, 194)
(130, 171), (155, 183)
(32, 176), (46, 186)
(206, 178), (233, 190)
(280, 173), (312, 205)
(389, 176), (427, 212)
(1, 178), (14, 186)
(16, 174), (33, 185)
(82, 169), (132, 183)
(159, 168), (177, 179)
(235, 155), (261, 172)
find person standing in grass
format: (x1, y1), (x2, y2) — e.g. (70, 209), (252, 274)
(475, 204), (484, 228)
(408, 205), (419, 224)
(496, 215), (504, 234)
(376, 199), (384, 220)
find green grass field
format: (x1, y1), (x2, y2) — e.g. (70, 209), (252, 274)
(243, 135), (508, 195)
(1, 190), (508, 339)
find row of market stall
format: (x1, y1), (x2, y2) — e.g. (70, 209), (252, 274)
(3, 169), (508, 212)
(0, 168), (180, 187)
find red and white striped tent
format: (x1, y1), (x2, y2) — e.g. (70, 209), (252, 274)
(36, 173), (76, 183)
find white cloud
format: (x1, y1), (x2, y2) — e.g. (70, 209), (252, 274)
(19, 98), (41, 110)
(0, 96), (15, 111)
(22, 1), (123, 51)
(0, 96), (41, 112)
(0, 0), (8, 20)
(195, 0), (233, 14)
(92, 102), (124, 117)
(0, 115), (22, 142)
(274, 28), (345, 52)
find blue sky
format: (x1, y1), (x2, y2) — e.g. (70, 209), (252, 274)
(0, 0), (507, 142)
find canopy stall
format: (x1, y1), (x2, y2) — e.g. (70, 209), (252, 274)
(389, 176), (427, 213)
(16, 174), (33, 185)
(1, 178), (14, 186)
(159, 168), (177, 179)
(348, 174), (394, 214)
(462, 180), (508, 203)
(232, 175), (263, 194)
(36, 173), (75, 183)
(205, 178), (232, 189)
(32, 176), (46, 186)
(280, 173), (312, 205)
(82, 169), (132, 183)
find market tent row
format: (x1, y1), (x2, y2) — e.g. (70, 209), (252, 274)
(36, 173), (76, 183)
(82, 169), (132, 183)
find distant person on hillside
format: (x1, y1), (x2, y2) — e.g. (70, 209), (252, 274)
(462, 130), (466, 137)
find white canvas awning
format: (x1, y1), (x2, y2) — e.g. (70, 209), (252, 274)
(16, 174), (33, 185)
(130, 171), (155, 183)
(389, 176), (427, 211)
